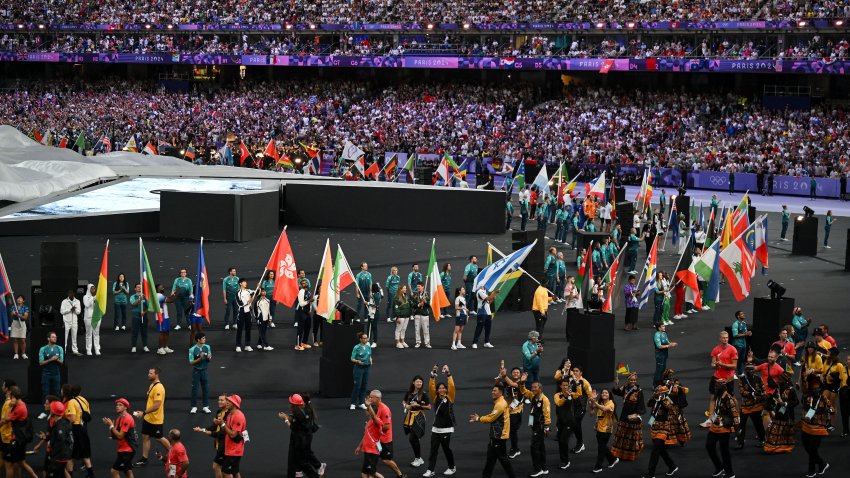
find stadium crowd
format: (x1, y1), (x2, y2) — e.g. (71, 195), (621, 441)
(1, 0), (849, 26)
(1, 79), (849, 177)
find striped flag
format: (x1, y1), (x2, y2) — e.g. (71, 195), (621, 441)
(473, 241), (537, 293)
(719, 219), (758, 302)
(315, 240), (336, 321)
(638, 235), (660, 309)
(333, 245), (355, 296)
(382, 154), (398, 179)
(485, 244), (523, 314)
(139, 238), (161, 315)
(91, 241), (109, 328)
(194, 238), (210, 323)
(426, 239), (451, 320)
(0, 251), (14, 344)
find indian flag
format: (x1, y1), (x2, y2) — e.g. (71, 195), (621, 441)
(427, 239), (451, 320)
(315, 240), (337, 321)
(91, 241), (109, 328)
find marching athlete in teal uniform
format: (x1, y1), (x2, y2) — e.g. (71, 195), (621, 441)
(463, 257), (478, 311)
(385, 267), (401, 322)
(355, 263), (373, 322)
(544, 247), (558, 299)
(222, 268), (240, 329)
(171, 269), (193, 331)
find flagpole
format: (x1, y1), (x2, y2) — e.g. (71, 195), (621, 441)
(669, 234), (693, 288)
(423, 238), (435, 291)
(256, 225), (288, 295)
(0, 251), (20, 315)
(635, 234), (659, 287)
(139, 237), (144, 318)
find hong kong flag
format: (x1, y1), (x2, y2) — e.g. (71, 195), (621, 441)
(264, 228), (299, 307)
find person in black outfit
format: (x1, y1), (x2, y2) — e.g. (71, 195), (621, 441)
(840, 173), (847, 201)
(757, 170), (764, 195)
(43, 401), (73, 478)
(767, 171), (775, 196)
(518, 376), (551, 477)
(280, 394), (325, 478)
(552, 379), (576, 469)
(497, 366), (525, 459)
(645, 385), (678, 477)
(192, 393), (229, 478)
(705, 379), (740, 478)
(737, 364), (766, 448)
(424, 365), (457, 476)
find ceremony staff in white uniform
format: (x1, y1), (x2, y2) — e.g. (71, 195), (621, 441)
(60, 289), (82, 356)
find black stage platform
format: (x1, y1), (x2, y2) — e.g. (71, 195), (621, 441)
(0, 211), (848, 478)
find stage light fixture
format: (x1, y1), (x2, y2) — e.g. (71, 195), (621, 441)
(596, 22), (605, 29)
(798, 21), (807, 27)
(427, 23), (434, 30)
(309, 24), (316, 30)
(766, 280), (786, 299)
(627, 22), (636, 29)
(463, 23), (470, 30)
(836, 20), (845, 26)
(803, 206), (815, 218)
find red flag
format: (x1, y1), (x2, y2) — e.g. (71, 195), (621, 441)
(263, 139), (279, 162)
(602, 253), (621, 312)
(32, 129), (42, 143)
(264, 229), (299, 307)
(239, 141), (251, 166)
(58, 136), (68, 149)
(675, 261), (704, 310)
(609, 179), (617, 221)
(364, 161), (380, 179)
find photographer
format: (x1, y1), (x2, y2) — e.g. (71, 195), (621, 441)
(522, 331), (543, 383)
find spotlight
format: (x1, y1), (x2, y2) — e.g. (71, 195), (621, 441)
(627, 22), (636, 29)
(463, 23), (470, 30)
(427, 23), (434, 30)
(798, 20), (807, 27)
(836, 20), (845, 26)
(17, 24), (23, 29)
(796, 215), (805, 222)
(596, 22), (605, 29)
(167, 24), (173, 29)
(766, 280), (786, 299)
(803, 206), (815, 218)
(38, 24), (45, 29)
(285, 23), (292, 30)
(309, 24), (316, 30)
(145, 24), (151, 29)
(294, 157), (303, 165)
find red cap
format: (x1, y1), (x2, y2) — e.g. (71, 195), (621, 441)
(288, 394), (305, 406)
(227, 394), (242, 408)
(115, 398), (130, 409)
(50, 401), (66, 416)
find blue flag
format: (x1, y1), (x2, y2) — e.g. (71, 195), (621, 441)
(474, 241), (537, 293)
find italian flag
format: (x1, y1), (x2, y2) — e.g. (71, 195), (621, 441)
(426, 239), (451, 320)
(91, 241), (109, 328)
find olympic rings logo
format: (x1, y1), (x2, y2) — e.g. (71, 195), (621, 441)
(709, 176), (727, 185)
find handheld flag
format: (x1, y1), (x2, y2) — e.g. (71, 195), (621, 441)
(307, 156), (321, 175)
(333, 245), (356, 296)
(341, 140), (365, 161)
(675, 258), (703, 310)
(486, 244), (524, 313)
(91, 241), (109, 329)
(0, 251), (14, 343)
(398, 154), (416, 183)
(638, 235), (659, 309)
(586, 171), (606, 200)
(125, 136), (138, 152)
(139, 239), (161, 314)
(601, 248), (623, 313)
(426, 239), (451, 320)
(473, 241), (537, 293)
(434, 157), (450, 184)
(194, 238), (211, 323)
(513, 160), (526, 190)
(142, 142), (157, 156)
(315, 240), (336, 321)
(300, 142), (319, 159)
(264, 228), (299, 307)
(754, 216), (769, 273)
(694, 238), (721, 310)
(531, 165), (550, 199)
(719, 219), (759, 301)
(443, 152), (460, 171)
(263, 139), (280, 162)
(183, 143), (196, 160)
(239, 141), (251, 166)
(73, 132), (86, 153)
(578, 243), (595, 304)
(616, 363), (631, 375)
(364, 161), (380, 180)
(382, 154), (398, 179)
(57, 136), (68, 149)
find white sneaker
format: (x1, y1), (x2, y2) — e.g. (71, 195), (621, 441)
(423, 471), (436, 477)
(224, 325), (230, 330)
(825, 245), (832, 249)
(472, 343), (478, 349)
(189, 407), (197, 414)
(157, 348), (166, 355)
(358, 404), (367, 410)
(700, 419), (713, 428)
(235, 346), (242, 353)
(411, 457), (425, 467)
(608, 458), (619, 469)
(202, 407), (212, 414)
(387, 318), (394, 323)
(131, 347), (137, 353)
(174, 325), (182, 330)
(484, 343), (494, 348)
(350, 404), (356, 410)
(234, 322), (238, 329)
(530, 471), (548, 477)
(396, 343), (404, 349)
(143, 347), (150, 352)
(402, 342), (409, 348)
(13, 354), (18, 359)
(456, 343), (466, 349)
(702, 305), (711, 310)
(451, 345), (457, 351)
(443, 468), (456, 476)
(37, 412), (48, 420)
(370, 342), (377, 348)
(164, 347), (174, 353)
(318, 463), (327, 475)
(121, 325), (126, 330)
(22, 354), (28, 359)
(295, 472), (304, 478)
(425, 344), (432, 349)
(415, 343), (421, 348)
(264, 346), (274, 351)
(244, 346), (253, 352)
(270, 322), (276, 328)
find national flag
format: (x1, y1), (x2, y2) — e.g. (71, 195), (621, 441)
(562, 171), (581, 201)
(364, 161), (380, 180)
(578, 242), (595, 303)
(382, 154), (398, 179)
(616, 363), (631, 375)
(473, 240), (537, 293)
(513, 160), (526, 190)
(754, 216), (769, 272)
(426, 239), (451, 320)
(307, 156), (321, 175)
(239, 141), (251, 166)
(638, 235), (660, 309)
(142, 141), (157, 156)
(699, 203), (705, 229)
(434, 157), (450, 184)
(443, 152), (460, 171)
(32, 129), (43, 143)
(731, 194), (751, 238)
(675, 258), (703, 310)
(57, 136), (68, 149)
(398, 154), (416, 183)
(139, 238), (161, 315)
(73, 132), (86, 153)
(586, 171), (606, 200)
(158, 139), (171, 153)
(315, 240), (336, 320)
(609, 179), (617, 221)
(785, 363), (794, 375)
(263, 139), (279, 162)
(91, 241), (109, 329)
(695, 238), (721, 310)
(124, 136), (138, 152)
(41, 130), (52, 146)
(341, 140), (365, 161)
(0, 251), (14, 344)
(602, 249), (623, 313)
(719, 221), (758, 301)
(485, 244), (523, 313)
(218, 144), (234, 165)
(276, 154), (293, 169)
(531, 165), (549, 199)
(193, 238), (211, 323)
(300, 142), (319, 159)
(184, 143), (196, 160)
(351, 156), (365, 176)
(706, 207), (717, 245)
(333, 245), (356, 296)
(454, 158), (468, 179)
(264, 228), (299, 307)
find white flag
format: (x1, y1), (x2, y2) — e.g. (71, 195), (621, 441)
(341, 140), (365, 161)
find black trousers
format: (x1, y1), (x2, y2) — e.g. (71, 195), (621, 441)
(483, 438), (516, 478)
(595, 431), (615, 468)
(236, 311), (252, 347)
(573, 411), (585, 445)
(427, 432), (455, 471)
(647, 438), (675, 475)
(839, 387), (850, 434)
(301, 313), (312, 344)
(530, 429), (547, 472)
(287, 434), (319, 478)
(408, 430), (422, 459)
(509, 413), (521, 453)
(557, 422), (574, 465)
(533, 311), (547, 337)
(801, 432), (825, 474)
(472, 313), (492, 344)
(257, 321), (269, 347)
(311, 315), (323, 343)
(706, 432), (733, 476)
(625, 307), (639, 326)
(739, 411), (765, 442)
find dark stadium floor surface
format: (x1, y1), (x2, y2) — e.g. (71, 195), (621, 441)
(0, 212), (848, 478)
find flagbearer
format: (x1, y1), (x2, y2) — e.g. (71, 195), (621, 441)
(355, 263), (373, 323)
(171, 269), (193, 331)
(222, 268), (239, 330)
(463, 257), (478, 311)
(82, 285), (101, 356)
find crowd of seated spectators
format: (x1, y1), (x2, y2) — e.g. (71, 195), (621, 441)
(1, 1), (850, 26)
(0, 79), (847, 177)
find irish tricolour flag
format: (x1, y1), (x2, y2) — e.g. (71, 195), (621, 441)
(427, 239), (451, 320)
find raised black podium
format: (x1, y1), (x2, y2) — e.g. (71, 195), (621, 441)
(576, 231), (610, 255)
(844, 228), (850, 271)
(319, 322), (360, 398)
(752, 297), (795, 357)
(792, 217), (818, 256)
(566, 310), (615, 383)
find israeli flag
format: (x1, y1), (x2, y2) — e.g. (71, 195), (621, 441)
(473, 240), (537, 293)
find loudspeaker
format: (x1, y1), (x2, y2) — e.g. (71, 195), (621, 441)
(513, 230), (545, 272)
(614, 187), (626, 203)
(319, 356), (353, 398)
(515, 276), (539, 311)
(41, 242), (78, 293)
(792, 217), (818, 256)
(752, 297), (795, 357)
(616, 202), (634, 240)
(674, 195), (690, 226)
(567, 345), (615, 384)
(565, 310), (615, 348)
(844, 229), (850, 271)
(748, 206), (757, 224)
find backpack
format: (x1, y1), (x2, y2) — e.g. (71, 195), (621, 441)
(13, 416), (34, 444)
(125, 424), (139, 452)
(74, 398), (92, 424)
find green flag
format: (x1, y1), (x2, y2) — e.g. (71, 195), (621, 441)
(73, 132), (86, 153)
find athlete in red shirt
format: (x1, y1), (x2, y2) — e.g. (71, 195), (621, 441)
(701, 331), (738, 428)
